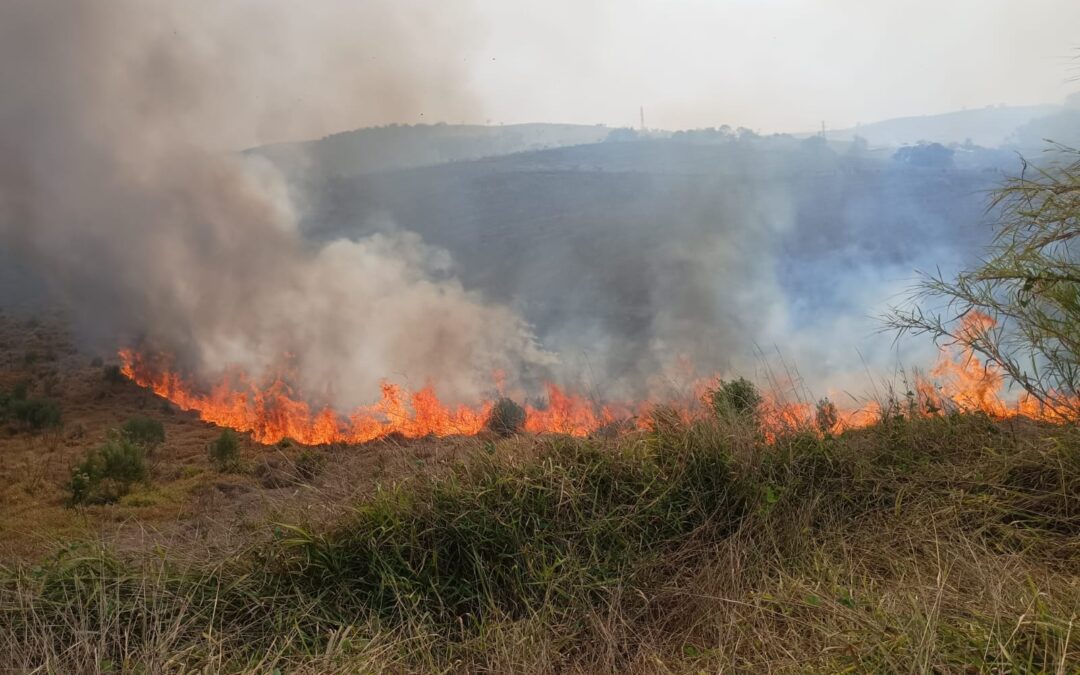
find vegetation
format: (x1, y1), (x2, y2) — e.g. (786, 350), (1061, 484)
(709, 376), (762, 418)
(485, 397), (526, 437)
(890, 147), (1080, 418)
(814, 397), (839, 433)
(66, 438), (148, 505)
(121, 415), (165, 450)
(5, 412), (1078, 672)
(0, 383), (61, 431)
(208, 429), (242, 471)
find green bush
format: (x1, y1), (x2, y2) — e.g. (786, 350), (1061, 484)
(9, 398), (62, 430)
(710, 377), (762, 418)
(67, 438), (148, 505)
(121, 415), (165, 450)
(209, 429), (241, 471)
(485, 397), (526, 437)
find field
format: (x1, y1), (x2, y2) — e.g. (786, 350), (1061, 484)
(0, 312), (1077, 673)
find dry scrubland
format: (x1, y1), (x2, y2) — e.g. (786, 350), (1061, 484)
(0, 312), (1078, 673)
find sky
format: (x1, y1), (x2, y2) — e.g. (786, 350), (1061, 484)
(33, 0), (1074, 148)
(466, 0), (1080, 133)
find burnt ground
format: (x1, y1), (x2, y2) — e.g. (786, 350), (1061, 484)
(0, 310), (515, 563)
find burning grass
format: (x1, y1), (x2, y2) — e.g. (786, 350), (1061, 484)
(117, 314), (1080, 452)
(2, 412), (1078, 673)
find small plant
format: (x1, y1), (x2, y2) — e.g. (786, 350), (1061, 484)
(710, 377), (762, 419)
(67, 438), (148, 505)
(209, 429), (242, 471)
(815, 398), (839, 433)
(122, 415), (165, 450)
(103, 365), (125, 384)
(485, 397), (526, 437)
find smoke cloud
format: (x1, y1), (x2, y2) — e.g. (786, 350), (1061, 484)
(0, 0), (556, 408)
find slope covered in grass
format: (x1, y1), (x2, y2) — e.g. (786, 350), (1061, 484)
(2, 413), (1078, 673)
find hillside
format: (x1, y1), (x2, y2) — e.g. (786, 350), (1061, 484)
(250, 123), (615, 183)
(0, 312), (1077, 672)
(822, 103), (1062, 147)
(292, 135), (1013, 393)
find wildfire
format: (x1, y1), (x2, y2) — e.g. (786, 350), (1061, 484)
(118, 313), (1076, 446)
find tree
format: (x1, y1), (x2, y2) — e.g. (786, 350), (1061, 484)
(892, 142), (954, 169)
(887, 147), (1080, 417)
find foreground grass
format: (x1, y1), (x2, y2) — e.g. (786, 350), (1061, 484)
(2, 413), (1078, 673)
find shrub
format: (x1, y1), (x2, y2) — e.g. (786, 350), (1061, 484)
(485, 397), (526, 437)
(121, 415), (165, 450)
(710, 377), (762, 418)
(208, 429), (241, 471)
(815, 398), (839, 433)
(9, 398), (62, 430)
(67, 438), (148, 505)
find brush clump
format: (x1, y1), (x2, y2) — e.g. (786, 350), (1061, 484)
(485, 397), (527, 437)
(66, 437), (148, 505)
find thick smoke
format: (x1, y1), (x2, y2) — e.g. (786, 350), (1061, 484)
(0, 0), (556, 408)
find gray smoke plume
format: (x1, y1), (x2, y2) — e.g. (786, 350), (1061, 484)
(0, 0), (556, 408)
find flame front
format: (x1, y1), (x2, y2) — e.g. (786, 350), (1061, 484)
(119, 313), (1077, 446)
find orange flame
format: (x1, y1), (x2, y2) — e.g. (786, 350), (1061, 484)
(118, 313), (1076, 446)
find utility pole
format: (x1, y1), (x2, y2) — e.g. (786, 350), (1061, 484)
(640, 106), (646, 131)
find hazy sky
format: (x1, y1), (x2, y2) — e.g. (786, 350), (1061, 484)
(103, 0), (1079, 146)
(467, 0), (1079, 133)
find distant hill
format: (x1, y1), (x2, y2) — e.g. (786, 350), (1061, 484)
(822, 104), (1061, 148)
(295, 136), (1013, 391)
(249, 123), (614, 182)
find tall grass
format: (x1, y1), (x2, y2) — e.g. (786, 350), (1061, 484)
(2, 413), (1078, 673)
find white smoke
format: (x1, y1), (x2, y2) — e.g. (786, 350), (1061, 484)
(0, 0), (556, 408)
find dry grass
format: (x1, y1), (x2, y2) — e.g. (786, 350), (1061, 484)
(2, 412), (1078, 673)
(0, 313), (1078, 673)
